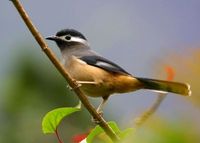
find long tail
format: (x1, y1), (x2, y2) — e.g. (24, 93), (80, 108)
(137, 77), (191, 96)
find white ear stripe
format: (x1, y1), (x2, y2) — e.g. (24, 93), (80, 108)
(61, 35), (89, 46)
(70, 37), (88, 44)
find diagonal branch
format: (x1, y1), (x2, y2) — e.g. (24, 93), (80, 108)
(134, 93), (167, 127)
(10, 0), (120, 142)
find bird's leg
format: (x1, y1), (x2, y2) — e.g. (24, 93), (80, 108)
(97, 96), (109, 114)
(66, 80), (97, 91)
(92, 96), (109, 123)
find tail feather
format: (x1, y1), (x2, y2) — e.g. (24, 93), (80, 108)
(137, 77), (191, 96)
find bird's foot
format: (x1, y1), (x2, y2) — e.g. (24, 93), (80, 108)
(91, 111), (104, 124)
(66, 82), (82, 91)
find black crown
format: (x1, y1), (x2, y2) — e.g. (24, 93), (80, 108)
(56, 29), (87, 40)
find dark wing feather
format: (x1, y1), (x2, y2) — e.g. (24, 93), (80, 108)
(79, 55), (131, 75)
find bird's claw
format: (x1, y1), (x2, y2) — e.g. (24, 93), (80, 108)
(66, 83), (82, 91)
(91, 111), (104, 124)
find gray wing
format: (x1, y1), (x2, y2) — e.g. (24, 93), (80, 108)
(79, 55), (131, 75)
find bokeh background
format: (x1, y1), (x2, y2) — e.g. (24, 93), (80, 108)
(1, 0), (200, 142)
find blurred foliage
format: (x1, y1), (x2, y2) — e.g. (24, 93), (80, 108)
(0, 46), (91, 143)
(170, 49), (200, 107)
(131, 116), (200, 143)
(158, 48), (200, 106)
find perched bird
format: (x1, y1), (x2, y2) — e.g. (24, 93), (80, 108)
(46, 29), (191, 112)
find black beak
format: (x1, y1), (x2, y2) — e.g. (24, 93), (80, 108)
(46, 36), (60, 41)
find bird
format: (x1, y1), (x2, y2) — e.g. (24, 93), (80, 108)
(46, 29), (191, 113)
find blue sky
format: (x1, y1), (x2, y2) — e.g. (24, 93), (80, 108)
(1, 0), (200, 73)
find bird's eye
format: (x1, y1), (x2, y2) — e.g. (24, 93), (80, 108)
(65, 35), (71, 40)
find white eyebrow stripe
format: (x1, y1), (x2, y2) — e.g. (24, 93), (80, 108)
(71, 37), (87, 44)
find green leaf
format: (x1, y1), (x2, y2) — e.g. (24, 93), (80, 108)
(119, 128), (135, 139)
(42, 102), (81, 134)
(86, 121), (134, 143)
(86, 123), (105, 143)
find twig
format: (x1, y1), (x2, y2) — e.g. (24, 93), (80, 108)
(10, 0), (120, 142)
(134, 93), (167, 127)
(55, 128), (64, 143)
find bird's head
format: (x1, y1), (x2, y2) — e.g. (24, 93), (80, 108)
(46, 29), (89, 50)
